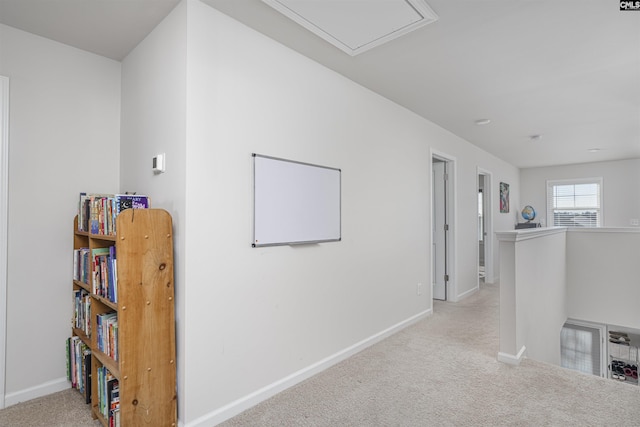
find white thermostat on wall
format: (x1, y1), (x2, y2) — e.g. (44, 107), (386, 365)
(153, 153), (165, 174)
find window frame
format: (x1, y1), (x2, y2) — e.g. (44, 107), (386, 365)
(546, 177), (604, 228)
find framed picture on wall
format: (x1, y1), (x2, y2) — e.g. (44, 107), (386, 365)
(500, 182), (510, 213)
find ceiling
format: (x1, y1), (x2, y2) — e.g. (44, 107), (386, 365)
(1, 0), (638, 169)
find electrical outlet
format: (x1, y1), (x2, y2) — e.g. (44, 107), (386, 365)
(631, 219), (639, 226)
(417, 283), (423, 295)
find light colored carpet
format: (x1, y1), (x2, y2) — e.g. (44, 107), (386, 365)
(1, 282), (638, 426)
(221, 282), (640, 426)
(0, 387), (98, 426)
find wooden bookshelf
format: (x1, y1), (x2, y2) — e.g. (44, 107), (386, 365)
(72, 208), (177, 426)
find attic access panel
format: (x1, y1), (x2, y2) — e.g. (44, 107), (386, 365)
(262, 0), (438, 56)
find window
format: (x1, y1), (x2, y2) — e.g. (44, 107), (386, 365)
(561, 321), (605, 377)
(546, 178), (603, 227)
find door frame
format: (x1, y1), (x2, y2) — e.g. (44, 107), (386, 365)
(430, 149), (456, 301)
(0, 75), (9, 409)
(477, 167), (494, 284)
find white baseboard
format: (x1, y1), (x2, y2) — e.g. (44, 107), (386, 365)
(4, 377), (69, 408)
(456, 285), (478, 302)
(484, 274), (496, 284)
(497, 346), (527, 366)
(186, 309), (433, 427)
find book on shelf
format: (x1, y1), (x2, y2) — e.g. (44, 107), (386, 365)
(114, 194), (149, 213)
(108, 377), (120, 427)
(73, 288), (91, 336)
(66, 339), (70, 381)
(78, 192), (88, 232)
(97, 366), (120, 425)
(84, 350), (92, 404)
(97, 312), (118, 361)
(78, 193), (150, 235)
(89, 246), (118, 303)
(97, 366), (112, 419)
(67, 336), (91, 403)
(108, 245), (117, 304)
(91, 248), (109, 296)
(73, 248), (79, 281)
(73, 247), (90, 285)
(78, 193), (110, 233)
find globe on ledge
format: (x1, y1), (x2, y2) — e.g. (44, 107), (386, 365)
(521, 205), (536, 221)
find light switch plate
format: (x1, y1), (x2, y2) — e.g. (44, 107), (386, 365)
(153, 153), (165, 174)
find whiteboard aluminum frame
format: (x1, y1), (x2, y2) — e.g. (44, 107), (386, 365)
(252, 153), (341, 247)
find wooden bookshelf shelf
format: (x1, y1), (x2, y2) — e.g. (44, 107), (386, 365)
(70, 208), (177, 426)
(73, 280), (90, 293)
(89, 233), (117, 242)
(93, 294), (117, 311)
(72, 328), (91, 346)
(93, 348), (120, 379)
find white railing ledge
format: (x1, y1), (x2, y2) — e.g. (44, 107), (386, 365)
(568, 227), (640, 234)
(496, 226), (567, 242)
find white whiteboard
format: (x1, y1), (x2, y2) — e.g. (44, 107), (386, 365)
(253, 154), (341, 247)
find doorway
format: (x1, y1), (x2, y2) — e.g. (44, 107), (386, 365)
(478, 176), (485, 282)
(477, 168), (493, 285)
(0, 75), (9, 409)
(432, 152), (455, 301)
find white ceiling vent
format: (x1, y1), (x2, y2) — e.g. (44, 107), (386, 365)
(261, 0), (439, 56)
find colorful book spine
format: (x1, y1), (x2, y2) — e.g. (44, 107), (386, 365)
(114, 194), (150, 214)
(81, 248), (90, 284)
(97, 366), (120, 424)
(73, 289), (91, 336)
(88, 246), (117, 302)
(108, 245), (117, 303)
(78, 193), (88, 232)
(91, 248), (110, 296)
(67, 336), (91, 398)
(73, 247), (91, 285)
(78, 193), (151, 235)
(96, 312), (118, 361)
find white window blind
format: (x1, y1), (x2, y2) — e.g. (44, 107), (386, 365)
(546, 178), (602, 227)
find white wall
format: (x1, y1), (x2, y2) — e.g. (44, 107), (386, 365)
(497, 228), (567, 366)
(520, 159), (640, 228)
(119, 0), (187, 416)
(184, 4), (428, 423)
(567, 229), (640, 329)
(0, 0), (521, 419)
(182, 1), (519, 424)
(498, 227), (640, 368)
(0, 24), (120, 402)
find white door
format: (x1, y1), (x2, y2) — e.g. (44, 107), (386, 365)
(432, 160), (447, 300)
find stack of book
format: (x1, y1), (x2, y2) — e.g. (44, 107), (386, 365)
(66, 336), (91, 404)
(77, 193), (150, 235)
(73, 289), (91, 336)
(92, 246), (117, 303)
(97, 366), (120, 426)
(96, 312), (118, 361)
(73, 247), (90, 284)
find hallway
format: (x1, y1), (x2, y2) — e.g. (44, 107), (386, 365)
(1, 282), (639, 426)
